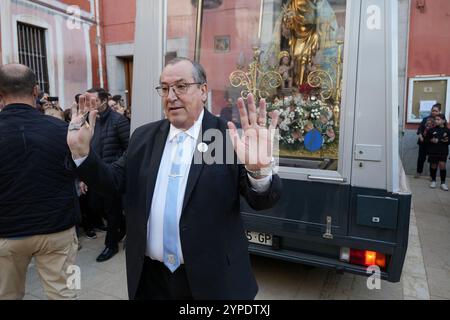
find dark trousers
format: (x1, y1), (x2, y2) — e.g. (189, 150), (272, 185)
(79, 193), (103, 232)
(135, 257), (193, 300)
(417, 143), (428, 174)
(88, 192), (126, 249)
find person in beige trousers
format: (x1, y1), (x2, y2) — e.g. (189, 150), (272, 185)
(0, 64), (80, 300)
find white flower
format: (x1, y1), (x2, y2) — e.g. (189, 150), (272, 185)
(284, 96), (293, 105)
(279, 120), (289, 131)
(274, 132), (281, 141)
(294, 96), (303, 106)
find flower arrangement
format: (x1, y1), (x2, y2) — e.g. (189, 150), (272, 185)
(267, 94), (337, 150)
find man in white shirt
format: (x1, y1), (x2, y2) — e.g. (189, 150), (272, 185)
(67, 57), (282, 300)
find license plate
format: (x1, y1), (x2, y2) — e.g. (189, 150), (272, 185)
(246, 231), (273, 246)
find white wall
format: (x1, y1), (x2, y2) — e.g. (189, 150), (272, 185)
(0, 0), (93, 108)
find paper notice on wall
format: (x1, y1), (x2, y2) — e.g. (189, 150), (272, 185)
(419, 100), (437, 118)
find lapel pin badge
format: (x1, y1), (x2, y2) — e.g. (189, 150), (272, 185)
(197, 142), (209, 153)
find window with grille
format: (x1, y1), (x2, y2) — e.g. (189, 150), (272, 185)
(17, 22), (50, 94)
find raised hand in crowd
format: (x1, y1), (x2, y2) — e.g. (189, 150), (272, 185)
(67, 96), (98, 159)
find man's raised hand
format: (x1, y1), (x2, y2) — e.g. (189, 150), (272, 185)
(227, 93), (279, 171)
(67, 95), (98, 159)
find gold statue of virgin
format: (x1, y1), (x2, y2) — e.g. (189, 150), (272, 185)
(282, 0), (320, 86)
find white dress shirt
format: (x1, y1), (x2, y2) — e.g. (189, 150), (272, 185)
(74, 110), (272, 264)
(146, 111), (204, 262)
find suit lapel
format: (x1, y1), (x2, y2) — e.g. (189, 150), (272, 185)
(145, 121), (170, 221)
(182, 109), (217, 212)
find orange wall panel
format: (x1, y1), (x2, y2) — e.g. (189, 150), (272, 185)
(101, 0), (136, 44)
(103, 23), (135, 44)
(408, 0), (450, 77)
(166, 0), (261, 115)
(405, 0), (450, 129)
(59, 0), (91, 13)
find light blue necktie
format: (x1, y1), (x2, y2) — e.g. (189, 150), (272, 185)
(163, 132), (187, 273)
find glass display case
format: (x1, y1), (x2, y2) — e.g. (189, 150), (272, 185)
(166, 0), (347, 171)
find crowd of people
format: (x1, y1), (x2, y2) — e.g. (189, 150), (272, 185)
(31, 92), (132, 124)
(0, 64), (80, 299)
(415, 103), (450, 191)
(76, 88), (129, 263)
(0, 60), (281, 300)
(10, 87), (132, 262)
(0, 66), (133, 298)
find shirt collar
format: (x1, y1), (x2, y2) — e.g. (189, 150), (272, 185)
(2, 103), (36, 112)
(168, 109), (204, 143)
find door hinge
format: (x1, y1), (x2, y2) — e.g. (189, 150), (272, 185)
(323, 216), (334, 240)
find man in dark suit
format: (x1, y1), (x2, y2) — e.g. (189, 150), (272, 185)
(67, 57), (281, 300)
(82, 88), (129, 262)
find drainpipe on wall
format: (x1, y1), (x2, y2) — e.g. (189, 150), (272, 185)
(95, 0), (104, 88)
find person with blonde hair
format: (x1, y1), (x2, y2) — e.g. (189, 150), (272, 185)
(45, 107), (65, 121)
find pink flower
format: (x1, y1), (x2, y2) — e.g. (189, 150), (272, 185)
(292, 130), (303, 140)
(326, 128), (335, 139)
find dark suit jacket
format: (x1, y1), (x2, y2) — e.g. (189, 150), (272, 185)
(76, 109), (282, 299)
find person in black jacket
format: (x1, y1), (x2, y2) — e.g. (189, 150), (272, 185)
(415, 103), (441, 178)
(0, 64), (79, 300)
(425, 113), (450, 191)
(67, 57), (281, 300)
(83, 88), (130, 262)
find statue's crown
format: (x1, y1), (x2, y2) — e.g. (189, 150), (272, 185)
(278, 51), (290, 60)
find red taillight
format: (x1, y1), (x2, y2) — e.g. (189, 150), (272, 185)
(365, 251), (377, 266)
(375, 253), (387, 269)
(341, 248), (387, 269)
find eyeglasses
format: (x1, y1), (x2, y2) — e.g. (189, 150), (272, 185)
(155, 82), (203, 97)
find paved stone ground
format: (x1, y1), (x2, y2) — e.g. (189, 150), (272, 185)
(22, 175), (449, 300)
(408, 175), (450, 300)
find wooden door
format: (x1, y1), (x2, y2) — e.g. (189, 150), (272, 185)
(124, 58), (134, 108)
